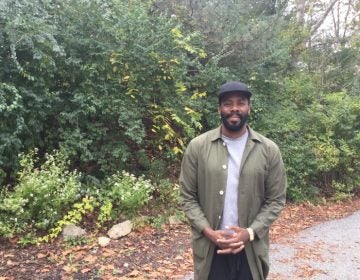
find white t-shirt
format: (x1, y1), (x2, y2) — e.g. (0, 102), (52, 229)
(220, 130), (248, 230)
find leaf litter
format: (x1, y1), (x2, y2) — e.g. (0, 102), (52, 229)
(0, 196), (359, 279)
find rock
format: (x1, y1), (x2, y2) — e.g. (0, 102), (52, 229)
(169, 215), (182, 225)
(98, 236), (111, 247)
(107, 220), (132, 239)
(62, 224), (86, 240)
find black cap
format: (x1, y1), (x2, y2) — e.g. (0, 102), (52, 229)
(218, 81), (252, 101)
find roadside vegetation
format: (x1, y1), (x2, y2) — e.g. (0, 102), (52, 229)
(0, 0), (359, 244)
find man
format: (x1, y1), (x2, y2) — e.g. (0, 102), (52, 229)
(179, 81), (287, 280)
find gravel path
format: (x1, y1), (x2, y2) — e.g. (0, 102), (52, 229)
(184, 210), (360, 280)
(268, 210), (360, 279)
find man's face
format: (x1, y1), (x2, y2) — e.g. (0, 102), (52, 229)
(218, 92), (250, 132)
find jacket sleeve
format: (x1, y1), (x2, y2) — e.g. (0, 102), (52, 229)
(250, 146), (287, 239)
(179, 142), (211, 233)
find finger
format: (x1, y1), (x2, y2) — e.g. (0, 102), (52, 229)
(218, 240), (244, 247)
(217, 230), (228, 235)
(217, 237), (238, 246)
(218, 231), (234, 239)
(229, 241), (244, 248)
(217, 248), (233, 254)
(232, 245), (245, 254)
(227, 226), (241, 233)
(217, 236), (237, 242)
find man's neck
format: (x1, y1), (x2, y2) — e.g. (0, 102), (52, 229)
(221, 124), (248, 139)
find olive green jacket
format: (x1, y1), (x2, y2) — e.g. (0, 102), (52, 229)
(179, 126), (287, 280)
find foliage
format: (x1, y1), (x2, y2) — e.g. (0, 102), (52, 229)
(258, 73), (360, 201)
(0, 0), (227, 184)
(37, 196), (96, 243)
(96, 200), (113, 228)
(102, 171), (154, 216)
(0, 0), (65, 184)
(64, 235), (89, 247)
(0, 149), (81, 237)
(0, 148), (182, 240)
(0, 0), (359, 214)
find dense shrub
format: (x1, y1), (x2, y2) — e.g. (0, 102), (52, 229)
(0, 150), (81, 237)
(102, 171), (154, 215)
(0, 0), (359, 212)
(0, 0), (227, 185)
(0, 150), (180, 240)
(257, 74), (360, 201)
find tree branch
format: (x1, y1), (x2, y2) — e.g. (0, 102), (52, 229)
(310, 0), (339, 36)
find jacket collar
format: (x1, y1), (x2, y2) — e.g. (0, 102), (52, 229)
(209, 125), (262, 143)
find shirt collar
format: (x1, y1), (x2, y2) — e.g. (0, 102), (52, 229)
(209, 125), (262, 143)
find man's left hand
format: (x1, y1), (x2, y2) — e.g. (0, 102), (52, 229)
(216, 226), (250, 254)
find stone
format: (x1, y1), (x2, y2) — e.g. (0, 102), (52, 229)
(98, 236), (111, 247)
(107, 220), (132, 239)
(62, 223), (86, 240)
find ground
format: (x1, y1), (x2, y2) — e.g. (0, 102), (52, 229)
(1, 196), (360, 280)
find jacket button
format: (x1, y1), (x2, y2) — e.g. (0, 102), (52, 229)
(219, 190), (224, 195)
(222, 164), (227, 169)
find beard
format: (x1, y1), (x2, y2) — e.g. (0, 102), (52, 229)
(220, 112), (248, 132)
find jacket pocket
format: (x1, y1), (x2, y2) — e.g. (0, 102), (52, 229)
(191, 229), (209, 259)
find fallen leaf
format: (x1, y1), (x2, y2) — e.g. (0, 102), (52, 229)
(81, 268), (92, 273)
(83, 254), (97, 263)
(128, 270), (140, 277)
(37, 252), (49, 259)
(62, 265), (77, 273)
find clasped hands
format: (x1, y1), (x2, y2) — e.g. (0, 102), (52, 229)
(203, 226), (250, 254)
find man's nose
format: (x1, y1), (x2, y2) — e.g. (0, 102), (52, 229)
(230, 105), (240, 112)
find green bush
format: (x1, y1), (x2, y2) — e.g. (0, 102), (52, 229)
(256, 74), (360, 201)
(101, 171), (154, 216)
(0, 149), (81, 237)
(153, 179), (180, 207)
(1, 0), (227, 184)
(95, 176), (180, 228)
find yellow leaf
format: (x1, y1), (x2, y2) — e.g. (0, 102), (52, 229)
(191, 91), (207, 100)
(176, 82), (187, 93)
(171, 27), (182, 38)
(170, 58), (180, 64)
(173, 147), (183, 155)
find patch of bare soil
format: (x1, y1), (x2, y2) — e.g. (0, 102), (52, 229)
(1, 196), (360, 280)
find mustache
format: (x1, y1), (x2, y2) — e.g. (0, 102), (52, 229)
(225, 113), (242, 118)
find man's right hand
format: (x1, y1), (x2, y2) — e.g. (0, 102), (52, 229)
(202, 227), (233, 250)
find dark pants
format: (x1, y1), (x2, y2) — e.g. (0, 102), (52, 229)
(208, 248), (253, 280)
